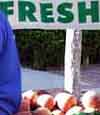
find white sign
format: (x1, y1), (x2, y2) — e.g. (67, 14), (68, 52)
(0, 0), (100, 29)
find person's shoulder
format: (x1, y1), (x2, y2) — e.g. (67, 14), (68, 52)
(0, 11), (9, 25)
(0, 10), (5, 17)
(0, 11), (7, 20)
(0, 11), (9, 29)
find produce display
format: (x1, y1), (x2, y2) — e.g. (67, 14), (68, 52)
(54, 92), (77, 112)
(52, 109), (65, 115)
(21, 89), (100, 115)
(81, 89), (100, 111)
(33, 107), (51, 115)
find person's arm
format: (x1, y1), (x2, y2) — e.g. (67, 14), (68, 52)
(0, 11), (21, 115)
(0, 27), (4, 54)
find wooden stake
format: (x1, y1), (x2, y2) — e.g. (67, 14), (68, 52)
(64, 29), (82, 98)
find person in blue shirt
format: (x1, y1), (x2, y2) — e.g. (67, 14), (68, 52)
(0, 11), (21, 115)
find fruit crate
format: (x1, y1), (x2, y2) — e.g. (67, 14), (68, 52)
(14, 89), (100, 115)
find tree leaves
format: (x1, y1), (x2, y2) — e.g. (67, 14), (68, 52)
(14, 29), (65, 70)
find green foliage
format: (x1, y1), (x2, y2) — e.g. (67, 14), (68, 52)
(14, 29), (100, 69)
(82, 30), (100, 64)
(14, 29), (65, 70)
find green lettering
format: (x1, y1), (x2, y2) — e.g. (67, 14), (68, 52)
(19, 1), (37, 22)
(78, 1), (99, 23)
(57, 3), (73, 23)
(40, 3), (54, 23)
(0, 1), (13, 16)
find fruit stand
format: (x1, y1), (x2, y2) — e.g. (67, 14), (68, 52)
(15, 88), (100, 115)
(1, 0), (100, 114)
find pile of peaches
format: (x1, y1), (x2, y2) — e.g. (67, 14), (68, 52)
(20, 89), (100, 115)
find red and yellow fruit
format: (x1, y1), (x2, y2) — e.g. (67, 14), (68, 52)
(19, 98), (31, 112)
(52, 109), (65, 115)
(65, 106), (82, 115)
(37, 94), (55, 110)
(33, 107), (51, 115)
(54, 92), (77, 112)
(81, 89), (100, 110)
(22, 90), (38, 107)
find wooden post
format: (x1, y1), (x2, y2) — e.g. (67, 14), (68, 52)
(64, 29), (82, 98)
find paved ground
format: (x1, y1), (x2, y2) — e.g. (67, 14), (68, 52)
(80, 64), (100, 91)
(21, 69), (64, 91)
(21, 64), (100, 92)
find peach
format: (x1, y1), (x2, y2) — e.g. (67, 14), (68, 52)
(81, 89), (100, 110)
(37, 94), (55, 110)
(22, 90), (35, 99)
(54, 92), (77, 112)
(52, 109), (65, 115)
(32, 107), (51, 115)
(65, 106), (82, 115)
(22, 90), (38, 108)
(19, 98), (31, 112)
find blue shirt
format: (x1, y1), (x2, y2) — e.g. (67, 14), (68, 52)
(0, 11), (21, 115)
